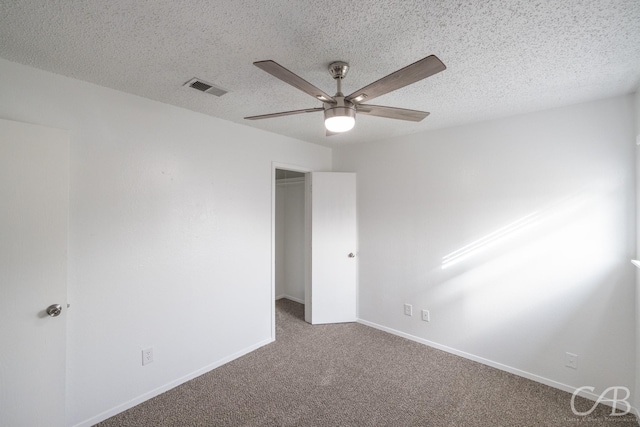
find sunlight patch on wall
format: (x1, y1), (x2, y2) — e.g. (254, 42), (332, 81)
(432, 176), (629, 352)
(441, 211), (541, 269)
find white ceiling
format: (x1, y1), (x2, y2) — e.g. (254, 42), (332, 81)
(1, 1), (639, 147)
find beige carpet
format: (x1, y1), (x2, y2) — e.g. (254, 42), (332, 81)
(98, 299), (638, 426)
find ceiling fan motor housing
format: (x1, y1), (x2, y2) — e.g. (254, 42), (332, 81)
(324, 96), (355, 116)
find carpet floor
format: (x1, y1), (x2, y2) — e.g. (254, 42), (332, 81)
(98, 299), (638, 426)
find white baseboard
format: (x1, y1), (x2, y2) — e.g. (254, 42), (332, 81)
(73, 337), (274, 427)
(357, 318), (638, 414)
(276, 294), (304, 304)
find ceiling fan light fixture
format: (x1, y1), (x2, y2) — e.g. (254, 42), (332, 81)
(324, 105), (356, 133)
(246, 55), (446, 136)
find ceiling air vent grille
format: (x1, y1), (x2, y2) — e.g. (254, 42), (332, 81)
(184, 78), (228, 97)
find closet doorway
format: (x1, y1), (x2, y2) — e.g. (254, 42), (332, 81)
(274, 168), (307, 306)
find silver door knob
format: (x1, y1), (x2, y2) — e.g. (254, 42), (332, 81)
(46, 304), (62, 317)
(348, 253), (355, 258)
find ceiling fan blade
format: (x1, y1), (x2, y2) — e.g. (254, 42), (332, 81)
(254, 60), (335, 103)
(346, 55), (446, 104)
(244, 107), (324, 120)
(357, 104), (430, 122)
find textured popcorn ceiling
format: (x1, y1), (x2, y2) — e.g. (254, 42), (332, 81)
(1, 1), (639, 146)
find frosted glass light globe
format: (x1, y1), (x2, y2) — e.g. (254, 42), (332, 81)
(325, 115), (355, 133)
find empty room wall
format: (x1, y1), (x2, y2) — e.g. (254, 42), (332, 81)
(334, 95), (637, 401)
(0, 58), (331, 426)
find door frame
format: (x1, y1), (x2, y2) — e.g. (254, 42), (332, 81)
(270, 162), (311, 340)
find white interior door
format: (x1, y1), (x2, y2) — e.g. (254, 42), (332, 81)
(0, 119), (69, 427)
(307, 172), (357, 324)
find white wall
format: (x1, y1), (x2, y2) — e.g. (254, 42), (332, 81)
(0, 58), (332, 426)
(275, 178), (306, 302)
(334, 95), (637, 399)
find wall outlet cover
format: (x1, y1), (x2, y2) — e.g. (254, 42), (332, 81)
(404, 304), (413, 316)
(565, 352), (578, 369)
(142, 347), (154, 366)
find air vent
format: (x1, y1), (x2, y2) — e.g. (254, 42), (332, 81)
(184, 78), (228, 97)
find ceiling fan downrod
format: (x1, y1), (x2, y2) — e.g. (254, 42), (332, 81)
(328, 61), (349, 96)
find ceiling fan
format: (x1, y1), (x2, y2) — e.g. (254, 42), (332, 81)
(244, 55), (446, 135)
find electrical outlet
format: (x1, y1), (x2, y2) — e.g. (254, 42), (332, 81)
(421, 309), (430, 322)
(565, 352), (578, 369)
(142, 347), (153, 366)
(404, 303), (413, 316)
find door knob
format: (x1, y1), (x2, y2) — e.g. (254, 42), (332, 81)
(348, 253), (355, 258)
(46, 304), (62, 317)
